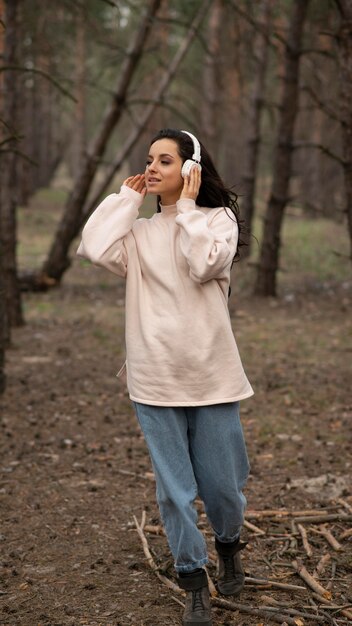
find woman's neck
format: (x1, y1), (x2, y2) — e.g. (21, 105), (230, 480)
(159, 192), (180, 206)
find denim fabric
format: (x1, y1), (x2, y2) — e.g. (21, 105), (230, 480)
(133, 401), (250, 573)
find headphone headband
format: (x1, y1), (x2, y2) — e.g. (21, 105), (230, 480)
(181, 130), (201, 164)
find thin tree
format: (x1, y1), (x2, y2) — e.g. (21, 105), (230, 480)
(201, 0), (223, 157)
(241, 0), (273, 257)
(40, 0), (162, 284)
(0, 225), (6, 395)
(254, 0), (310, 296)
(0, 0), (24, 326)
(334, 0), (352, 260)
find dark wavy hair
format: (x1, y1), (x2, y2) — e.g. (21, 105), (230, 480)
(149, 128), (245, 261)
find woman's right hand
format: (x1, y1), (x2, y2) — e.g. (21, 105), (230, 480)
(123, 174), (147, 197)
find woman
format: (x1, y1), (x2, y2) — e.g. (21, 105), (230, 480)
(77, 128), (253, 626)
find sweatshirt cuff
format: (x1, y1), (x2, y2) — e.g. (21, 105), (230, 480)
(176, 198), (196, 214)
(120, 184), (145, 203)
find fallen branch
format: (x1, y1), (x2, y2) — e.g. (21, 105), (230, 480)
(313, 553), (331, 579)
(339, 528), (352, 541)
(297, 523), (313, 557)
(311, 525), (343, 551)
(292, 559), (332, 600)
(294, 514), (352, 523)
(133, 514), (180, 594)
(144, 524), (165, 535)
(336, 498), (352, 513)
(311, 593), (352, 620)
(212, 597), (306, 625)
(246, 509), (326, 519)
(243, 519), (266, 535)
(245, 576), (306, 592)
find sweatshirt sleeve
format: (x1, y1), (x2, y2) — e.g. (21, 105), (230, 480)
(76, 185), (144, 278)
(175, 198), (238, 283)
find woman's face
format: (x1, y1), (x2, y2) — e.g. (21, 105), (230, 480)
(145, 138), (184, 203)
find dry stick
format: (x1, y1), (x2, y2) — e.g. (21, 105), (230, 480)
(315, 525), (344, 551)
(171, 595), (185, 608)
(336, 497), (352, 513)
(259, 595), (329, 622)
(243, 519), (266, 535)
(205, 568), (217, 598)
(339, 527), (352, 541)
(311, 593), (352, 621)
(133, 515), (181, 594)
(294, 514), (352, 523)
(246, 509), (326, 519)
(212, 597), (307, 626)
(245, 576), (306, 592)
(144, 524), (165, 536)
(292, 559), (332, 600)
(313, 553), (331, 579)
(297, 523), (313, 557)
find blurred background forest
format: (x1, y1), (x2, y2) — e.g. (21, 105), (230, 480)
(0, 0), (352, 392)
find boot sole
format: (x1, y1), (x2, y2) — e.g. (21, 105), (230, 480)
(217, 583), (244, 597)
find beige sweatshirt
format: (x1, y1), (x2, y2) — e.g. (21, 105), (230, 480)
(77, 185), (253, 406)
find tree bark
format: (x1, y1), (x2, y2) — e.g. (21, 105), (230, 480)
(0, 232), (6, 394)
(254, 0), (310, 296)
(71, 4), (87, 178)
(41, 0), (162, 282)
(241, 0), (273, 257)
(0, 0), (24, 326)
(334, 0), (352, 260)
(201, 0), (223, 157)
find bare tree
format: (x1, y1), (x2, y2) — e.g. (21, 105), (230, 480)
(0, 233), (5, 394)
(334, 0), (352, 260)
(201, 0), (223, 157)
(241, 0), (273, 256)
(0, 0), (24, 326)
(71, 4), (87, 178)
(254, 0), (310, 296)
(40, 0), (162, 284)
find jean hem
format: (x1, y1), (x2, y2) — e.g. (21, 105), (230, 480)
(214, 530), (241, 544)
(175, 557), (208, 574)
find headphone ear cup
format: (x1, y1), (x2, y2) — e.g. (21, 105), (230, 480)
(181, 160), (201, 178)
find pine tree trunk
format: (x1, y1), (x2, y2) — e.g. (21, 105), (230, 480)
(335, 0), (352, 260)
(41, 0), (162, 283)
(254, 0), (310, 296)
(0, 233), (6, 394)
(71, 5), (87, 178)
(241, 0), (273, 257)
(0, 0), (24, 326)
(201, 0), (222, 157)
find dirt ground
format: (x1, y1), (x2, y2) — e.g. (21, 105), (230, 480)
(1, 254), (351, 626)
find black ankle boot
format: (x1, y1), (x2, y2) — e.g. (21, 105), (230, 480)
(215, 537), (247, 597)
(178, 569), (212, 626)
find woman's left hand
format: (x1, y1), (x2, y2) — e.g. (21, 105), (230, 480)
(180, 166), (201, 201)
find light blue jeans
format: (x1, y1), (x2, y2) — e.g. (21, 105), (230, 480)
(133, 401), (250, 573)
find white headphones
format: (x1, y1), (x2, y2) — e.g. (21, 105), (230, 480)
(180, 130), (202, 178)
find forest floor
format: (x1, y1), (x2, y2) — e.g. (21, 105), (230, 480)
(0, 191), (352, 626)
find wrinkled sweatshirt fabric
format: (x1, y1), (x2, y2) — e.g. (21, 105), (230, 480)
(77, 185), (253, 406)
